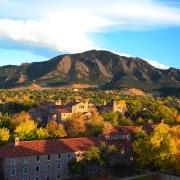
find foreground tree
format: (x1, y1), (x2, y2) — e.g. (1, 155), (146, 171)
(84, 146), (101, 164)
(133, 123), (177, 170)
(69, 160), (86, 175)
(99, 142), (118, 167)
(169, 125), (180, 173)
(69, 142), (119, 176)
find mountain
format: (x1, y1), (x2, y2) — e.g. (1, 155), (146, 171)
(0, 50), (179, 95)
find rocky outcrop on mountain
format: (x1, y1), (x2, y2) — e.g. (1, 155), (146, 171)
(0, 50), (179, 95)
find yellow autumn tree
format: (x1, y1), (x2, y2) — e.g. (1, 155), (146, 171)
(102, 121), (112, 134)
(46, 120), (67, 138)
(150, 123), (176, 169)
(169, 125), (180, 173)
(0, 128), (10, 145)
(65, 113), (86, 137)
(175, 114), (180, 123)
(36, 128), (49, 140)
(118, 100), (127, 111)
(133, 123), (177, 170)
(12, 111), (33, 129)
(14, 119), (37, 140)
(87, 112), (111, 135)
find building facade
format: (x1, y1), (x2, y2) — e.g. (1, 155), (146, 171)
(29, 101), (92, 125)
(99, 100), (127, 114)
(0, 126), (134, 180)
(0, 138), (97, 180)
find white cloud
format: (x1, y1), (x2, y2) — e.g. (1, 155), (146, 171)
(145, 59), (169, 69)
(0, 0), (180, 67)
(0, 10), (111, 52)
(0, 0), (180, 53)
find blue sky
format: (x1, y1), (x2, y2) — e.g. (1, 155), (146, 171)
(0, 0), (180, 69)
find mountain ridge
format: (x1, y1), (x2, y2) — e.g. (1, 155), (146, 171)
(0, 50), (179, 95)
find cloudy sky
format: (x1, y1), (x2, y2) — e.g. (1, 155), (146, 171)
(0, 0), (180, 69)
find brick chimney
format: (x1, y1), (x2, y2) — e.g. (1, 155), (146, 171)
(14, 137), (20, 146)
(10, 137), (20, 147)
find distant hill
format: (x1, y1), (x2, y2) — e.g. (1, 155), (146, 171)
(0, 50), (179, 95)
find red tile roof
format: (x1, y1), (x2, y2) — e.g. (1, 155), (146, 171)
(57, 108), (71, 113)
(103, 126), (138, 135)
(0, 137), (99, 158)
(46, 102), (79, 113)
(0, 136), (133, 158)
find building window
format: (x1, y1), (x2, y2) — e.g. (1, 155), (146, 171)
(23, 176), (29, 180)
(47, 155), (50, 161)
(10, 158), (16, 165)
(57, 174), (60, 179)
(36, 156), (40, 162)
(35, 176), (40, 180)
(36, 166), (40, 172)
(46, 175), (50, 180)
(67, 154), (71, 159)
(53, 114), (57, 120)
(24, 157), (29, 164)
(79, 105), (84, 109)
(125, 156), (128, 161)
(10, 168), (16, 176)
(57, 163), (60, 169)
(76, 153), (80, 157)
(23, 167), (29, 174)
(94, 167), (98, 173)
(57, 154), (61, 159)
(46, 164), (51, 171)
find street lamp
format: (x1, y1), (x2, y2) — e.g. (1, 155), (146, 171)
(130, 156), (134, 168)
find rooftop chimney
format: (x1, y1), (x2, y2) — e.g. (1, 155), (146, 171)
(10, 137), (20, 147)
(14, 137), (20, 146)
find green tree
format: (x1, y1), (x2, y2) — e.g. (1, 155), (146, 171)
(119, 116), (132, 126)
(135, 117), (145, 126)
(0, 113), (12, 130)
(100, 142), (118, 167)
(69, 160), (86, 174)
(85, 146), (101, 164)
(133, 132), (151, 168)
(36, 128), (49, 140)
(127, 100), (142, 119)
(157, 105), (176, 125)
(102, 111), (119, 126)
